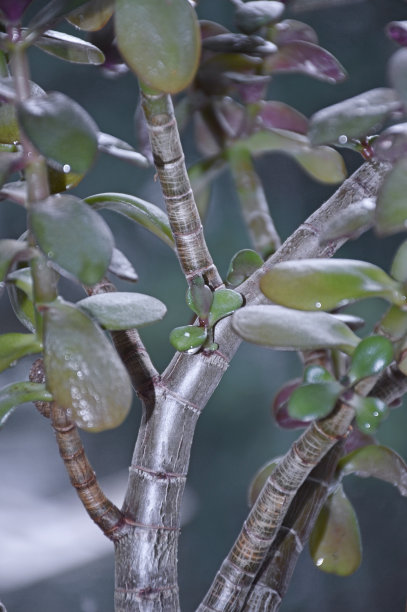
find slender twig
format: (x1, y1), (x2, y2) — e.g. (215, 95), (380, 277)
(228, 147), (281, 257)
(140, 89), (222, 289)
(114, 162), (388, 611)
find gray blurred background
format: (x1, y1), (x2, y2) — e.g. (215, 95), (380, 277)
(1, 0), (407, 610)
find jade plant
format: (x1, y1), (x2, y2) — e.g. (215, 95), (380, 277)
(0, 0), (407, 611)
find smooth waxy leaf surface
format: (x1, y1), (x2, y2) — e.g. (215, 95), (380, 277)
(115, 0), (201, 93)
(264, 41), (347, 84)
(98, 133), (150, 167)
(26, 0), (90, 39)
(85, 193), (174, 249)
(208, 288), (243, 327)
(376, 158), (407, 235)
(7, 268), (36, 332)
(391, 240), (407, 283)
(77, 292), (167, 330)
(268, 19), (318, 45)
(389, 48), (407, 107)
(320, 198), (375, 244)
(310, 485), (362, 576)
(373, 123), (407, 163)
(387, 21), (407, 47)
(248, 458), (280, 506)
(30, 194), (114, 285)
(108, 248), (138, 282)
(309, 88), (400, 145)
(232, 305), (360, 354)
(260, 259), (405, 311)
(347, 336), (393, 384)
(66, 0), (114, 31)
(42, 300), (132, 431)
(234, 129), (346, 183)
(0, 0), (33, 22)
(226, 249), (263, 287)
(377, 305), (407, 342)
(288, 381), (343, 421)
(0, 382), (52, 427)
(18, 92), (98, 174)
(0, 239), (33, 281)
(303, 365), (334, 383)
(169, 325), (207, 352)
(34, 29), (105, 64)
(338, 445), (407, 496)
(187, 276), (213, 319)
(0, 79), (44, 144)
(235, 1), (284, 35)
(0, 333), (42, 373)
(272, 378), (306, 429)
(352, 395), (389, 434)
(257, 101), (308, 134)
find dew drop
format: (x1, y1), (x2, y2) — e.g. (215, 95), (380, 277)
(315, 302), (322, 309)
(184, 332), (191, 337)
(63, 164), (71, 173)
(338, 134), (348, 145)
(316, 557), (324, 567)
(9, 360), (17, 368)
(47, 250), (54, 258)
(77, 370), (84, 379)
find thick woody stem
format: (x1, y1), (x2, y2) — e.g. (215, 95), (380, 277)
(140, 89), (222, 289)
(228, 147), (281, 258)
(50, 402), (129, 541)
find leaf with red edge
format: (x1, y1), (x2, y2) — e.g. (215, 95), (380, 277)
(338, 445), (407, 496)
(268, 19), (318, 45)
(310, 485), (362, 576)
(264, 41), (347, 84)
(373, 123), (407, 163)
(257, 101), (308, 134)
(272, 378), (307, 429)
(235, 1), (285, 35)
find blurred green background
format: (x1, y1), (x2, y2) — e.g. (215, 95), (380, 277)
(1, 0), (407, 610)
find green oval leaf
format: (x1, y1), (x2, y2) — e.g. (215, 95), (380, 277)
(84, 192), (174, 249)
(108, 248), (138, 283)
(115, 0), (201, 93)
(310, 485), (362, 576)
(98, 132), (150, 168)
(0, 332), (42, 373)
(232, 129), (346, 184)
(288, 381), (343, 421)
(66, 0), (114, 31)
(376, 305), (407, 342)
(33, 29), (105, 64)
(208, 288), (243, 327)
(248, 457), (280, 506)
(338, 445), (407, 496)
(169, 325), (207, 352)
(308, 88), (400, 146)
(0, 381), (52, 428)
(232, 305), (360, 354)
(347, 336), (394, 384)
(352, 395), (389, 434)
(303, 365), (334, 383)
(30, 194), (114, 285)
(17, 91), (98, 174)
(77, 292), (167, 330)
(186, 276), (213, 319)
(226, 249), (263, 288)
(42, 300), (132, 432)
(391, 239), (407, 283)
(376, 158), (407, 236)
(260, 259), (406, 311)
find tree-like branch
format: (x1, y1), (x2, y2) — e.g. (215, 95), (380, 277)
(115, 161), (388, 611)
(141, 89), (222, 289)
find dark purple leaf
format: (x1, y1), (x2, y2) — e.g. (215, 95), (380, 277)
(257, 100), (308, 134)
(268, 19), (318, 45)
(197, 53), (261, 96)
(386, 21), (407, 47)
(373, 123), (407, 163)
(88, 19), (128, 77)
(264, 41), (347, 84)
(203, 33), (276, 56)
(0, 0), (33, 22)
(213, 98), (247, 139)
(272, 378), (308, 429)
(343, 428), (376, 454)
(200, 20), (229, 41)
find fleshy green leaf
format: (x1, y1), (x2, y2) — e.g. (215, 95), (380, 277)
(66, 0), (114, 31)
(30, 194), (114, 285)
(98, 133), (150, 167)
(0, 332), (42, 372)
(0, 79), (44, 144)
(260, 259), (405, 311)
(208, 288), (243, 327)
(17, 91), (98, 175)
(77, 292), (167, 330)
(42, 300), (132, 432)
(376, 158), (407, 235)
(85, 192), (175, 249)
(186, 276), (213, 319)
(352, 395), (389, 434)
(226, 249), (263, 288)
(347, 336), (393, 384)
(232, 129), (346, 184)
(308, 88), (400, 146)
(288, 381), (343, 421)
(108, 248), (138, 282)
(235, 1), (284, 35)
(169, 325), (207, 352)
(33, 29), (105, 65)
(376, 305), (407, 343)
(303, 365), (334, 383)
(248, 458), (280, 506)
(7, 268), (36, 332)
(320, 198), (375, 244)
(115, 0), (201, 93)
(264, 41), (347, 84)
(338, 445), (407, 496)
(0, 381), (52, 427)
(232, 305), (360, 354)
(309, 485), (362, 576)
